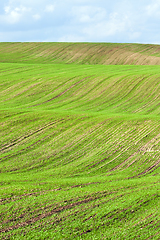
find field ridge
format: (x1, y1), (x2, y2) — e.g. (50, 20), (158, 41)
(1, 42), (160, 65)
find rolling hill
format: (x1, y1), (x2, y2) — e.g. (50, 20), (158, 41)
(0, 43), (160, 239)
(1, 42), (160, 65)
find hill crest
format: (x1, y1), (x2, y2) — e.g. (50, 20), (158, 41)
(1, 42), (160, 65)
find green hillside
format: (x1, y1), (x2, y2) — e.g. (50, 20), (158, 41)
(0, 43), (160, 239)
(0, 42), (160, 65)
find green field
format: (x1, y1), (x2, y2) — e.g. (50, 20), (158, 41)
(0, 43), (160, 239)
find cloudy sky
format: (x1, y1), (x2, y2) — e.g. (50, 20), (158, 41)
(0, 0), (160, 43)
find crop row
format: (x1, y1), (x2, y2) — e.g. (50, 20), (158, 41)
(0, 64), (159, 115)
(1, 42), (160, 65)
(0, 61), (159, 239)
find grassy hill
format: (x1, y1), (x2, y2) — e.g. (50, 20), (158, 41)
(0, 43), (160, 239)
(1, 42), (160, 65)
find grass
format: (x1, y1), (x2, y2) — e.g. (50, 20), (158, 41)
(1, 42), (160, 65)
(0, 43), (160, 239)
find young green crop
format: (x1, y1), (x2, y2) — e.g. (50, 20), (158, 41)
(0, 43), (160, 239)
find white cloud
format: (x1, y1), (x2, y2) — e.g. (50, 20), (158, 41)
(0, 0), (160, 43)
(45, 4), (55, 13)
(33, 14), (41, 20)
(4, 6), (11, 14)
(3, 5), (31, 24)
(146, 0), (160, 16)
(72, 6), (106, 23)
(82, 11), (130, 40)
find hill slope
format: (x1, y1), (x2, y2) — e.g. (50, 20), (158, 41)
(0, 43), (160, 239)
(1, 42), (160, 65)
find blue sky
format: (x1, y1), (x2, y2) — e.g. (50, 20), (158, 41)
(0, 0), (160, 43)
